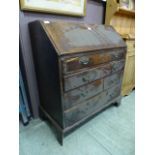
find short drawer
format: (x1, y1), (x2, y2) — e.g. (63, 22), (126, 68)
(110, 60), (125, 73)
(63, 79), (103, 110)
(106, 84), (121, 102)
(104, 72), (122, 90)
(64, 63), (111, 91)
(62, 49), (125, 74)
(64, 84), (121, 128)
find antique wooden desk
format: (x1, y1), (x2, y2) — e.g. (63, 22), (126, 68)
(29, 21), (126, 145)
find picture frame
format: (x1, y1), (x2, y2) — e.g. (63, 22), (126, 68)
(20, 0), (87, 16)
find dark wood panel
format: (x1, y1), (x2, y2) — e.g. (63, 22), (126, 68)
(63, 97), (121, 135)
(62, 49), (125, 74)
(42, 22), (126, 55)
(64, 59), (124, 92)
(111, 59), (125, 73)
(104, 72), (122, 90)
(64, 91), (107, 127)
(106, 84), (121, 102)
(64, 63), (111, 91)
(63, 79), (103, 110)
(64, 84), (121, 128)
(29, 21), (63, 127)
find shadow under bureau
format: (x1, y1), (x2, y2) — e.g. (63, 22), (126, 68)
(29, 21), (126, 145)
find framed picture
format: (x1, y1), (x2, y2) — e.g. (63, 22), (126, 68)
(20, 0), (86, 16)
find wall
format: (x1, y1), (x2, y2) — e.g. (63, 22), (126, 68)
(19, 0), (106, 118)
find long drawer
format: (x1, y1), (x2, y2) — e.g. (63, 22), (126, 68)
(62, 49), (125, 74)
(63, 79), (104, 110)
(64, 84), (121, 128)
(64, 63), (111, 91)
(64, 60), (124, 92)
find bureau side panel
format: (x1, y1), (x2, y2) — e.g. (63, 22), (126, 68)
(29, 21), (63, 127)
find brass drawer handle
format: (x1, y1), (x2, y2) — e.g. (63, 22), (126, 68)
(113, 54), (119, 58)
(115, 55), (119, 58)
(79, 56), (90, 65)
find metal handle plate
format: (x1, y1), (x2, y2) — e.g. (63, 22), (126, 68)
(79, 56), (90, 65)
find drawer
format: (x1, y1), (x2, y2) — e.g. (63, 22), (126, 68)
(110, 60), (125, 73)
(64, 91), (107, 127)
(126, 40), (135, 51)
(64, 84), (121, 127)
(62, 49), (125, 74)
(64, 63), (111, 91)
(104, 72), (122, 90)
(63, 79), (103, 110)
(106, 84), (121, 102)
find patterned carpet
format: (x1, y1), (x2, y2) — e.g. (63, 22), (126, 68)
(20, 91), (135, 155)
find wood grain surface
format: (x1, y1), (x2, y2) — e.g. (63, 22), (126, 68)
(29, 20), (126, 145)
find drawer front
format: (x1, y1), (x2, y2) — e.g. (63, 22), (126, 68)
(111, 60), (125, 73)
(64, 64), (111, 91)
(104, 72), (122, 90)
(63, 79), (103, 110)
(106, 84), (121, 102)
(62, 50), (125, 74)
(64, 84), (121, 127)
(64, 91), (107, 127)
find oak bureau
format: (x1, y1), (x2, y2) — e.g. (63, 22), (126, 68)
(29, 21), (126, 145)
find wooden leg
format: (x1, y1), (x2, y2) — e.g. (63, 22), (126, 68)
(39, 107), (47, 120)
(57, 130), (63, 146)
(114, 98), (121, 107)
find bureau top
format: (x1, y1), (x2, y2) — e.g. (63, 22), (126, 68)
(32, 21), (126, 56)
